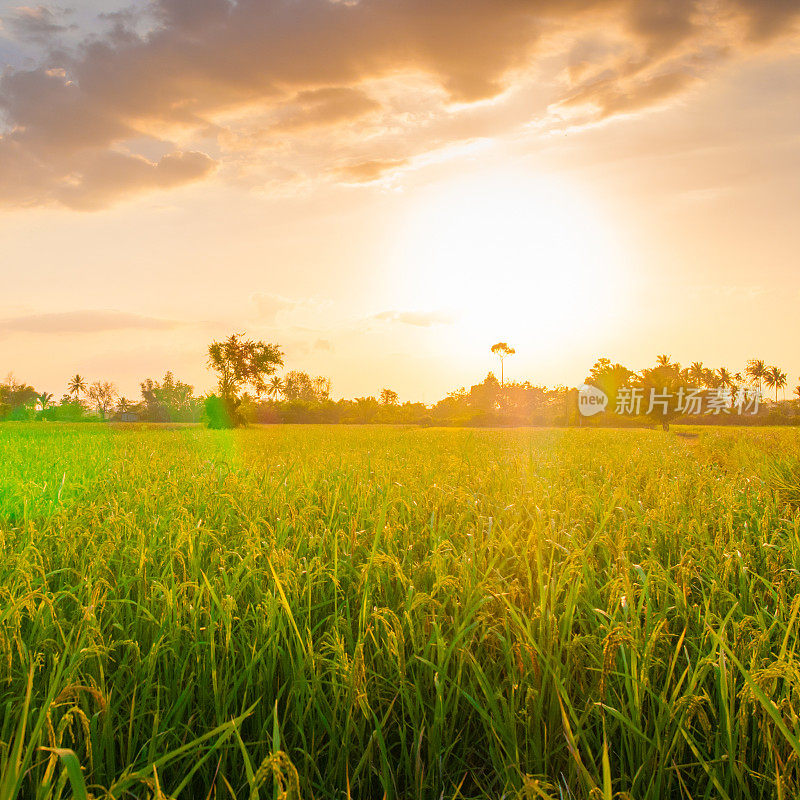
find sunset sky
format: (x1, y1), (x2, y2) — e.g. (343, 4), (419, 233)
(0, 0), (798, 400)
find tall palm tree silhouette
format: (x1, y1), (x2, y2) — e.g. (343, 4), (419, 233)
(715, 367), (734, 389)
(68, 374), (86, 399)
(491, 342), (515, 388)
(689, 362), (705, 387)
(764, 366), (787, 402)
(268, 376), (284, 400)
(703, 368), (720, 389)
(746, 359), (766, 393)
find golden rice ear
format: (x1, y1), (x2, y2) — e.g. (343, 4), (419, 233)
(253, 751), (302, 800)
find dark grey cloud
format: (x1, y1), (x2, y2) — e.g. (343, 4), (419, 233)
(3, 5), (75, 45)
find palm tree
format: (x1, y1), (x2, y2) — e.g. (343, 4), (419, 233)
(764, 366), (787, 402)
(68, 374), (86, 399)
(656, 354), (672, 368)
(689, 362), (706, 387)
(794, 384), (800, 401)
(491, 342), (516, 388)
(746, 359), (767, 392)
(267, 376), (284, 400)
(716, 367), (734, 389)
(117, 397), (131, 414)
(703, 368), (720, 389)
(37, 391), (53, 411)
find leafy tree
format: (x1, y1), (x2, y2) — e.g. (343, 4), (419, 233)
(585, 358), (633, 411)
(54, 394), (85, 422)
(491, 342), (515, 387)
(501, 381), (553, 424)
(636, 360), (688, 432)
(140, 372), (197, 421)
(468, 373), (501, 412)
(88, 381), (118, 419)
(312, 376), (331, 401)
(281, 371), (331, 403)
(283, 371), (316, 402)
(380, 388), (399, 406)
(207, 333), (283, 427)
(0, 375), (38, 420)
(351, 397), (380, 423)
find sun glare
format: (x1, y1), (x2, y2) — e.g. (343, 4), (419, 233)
(391, 169), (628, 352)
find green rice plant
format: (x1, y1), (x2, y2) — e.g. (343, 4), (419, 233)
(1, 423), (800, 798)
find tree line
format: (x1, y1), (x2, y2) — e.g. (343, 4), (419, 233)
(1, 335), (798, 427)
(581, 355), (797, 430)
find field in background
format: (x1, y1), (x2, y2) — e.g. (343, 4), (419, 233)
(2, 424), (800, 799)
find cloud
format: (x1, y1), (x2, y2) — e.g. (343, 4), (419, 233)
(0, 310), (180, 334)
(558, 68), (701, 120)
(337, 158), (410, 183)
(252, 293), (327, 322)
(373, 310), (454, 327)
(0, 0), (798, 208)
(57, 150), (217, 211)
(273, 87), (381, 133)
(734, 0), (800, 40)
(3, 5), (74, 44)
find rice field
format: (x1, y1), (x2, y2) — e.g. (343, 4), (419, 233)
(2, 423), (800, 799)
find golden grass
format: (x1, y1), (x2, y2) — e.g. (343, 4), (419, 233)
(1, 423), (799, 799)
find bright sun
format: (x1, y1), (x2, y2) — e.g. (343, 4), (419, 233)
(391, 169), (628, 353)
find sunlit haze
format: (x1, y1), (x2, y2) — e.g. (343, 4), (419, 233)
(1, 0), (798, 400)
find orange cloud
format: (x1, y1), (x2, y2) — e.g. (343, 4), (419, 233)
(337, 158), (410, 183)
(272, 87), (381, 132)
(558, 69), (700, 120)
(0, 0), (797, 208)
